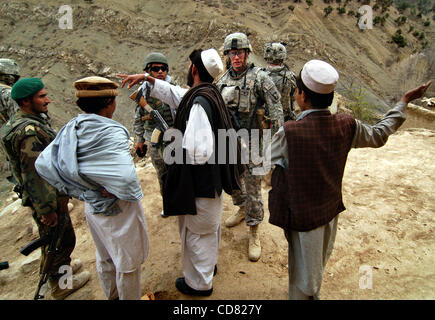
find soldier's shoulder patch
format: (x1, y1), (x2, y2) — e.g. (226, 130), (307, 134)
(25, 124), (36, 134)
(20, 124), (39, 138)
(270, 88), (280, 101)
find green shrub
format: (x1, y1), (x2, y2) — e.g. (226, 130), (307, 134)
(337, 6), (346, 14)
(394, 16), (407, 26)
(392, 29), (407, 47)
(324, 6), (333, 16)
(345, 86), (379, 125)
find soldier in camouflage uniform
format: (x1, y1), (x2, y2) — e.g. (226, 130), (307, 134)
(0, 78), (89, 299)
(263, 42), (297, 121)
(215, 32), (284, 262)
(133, 53), (175, 200)
(0, 58), (20, 127)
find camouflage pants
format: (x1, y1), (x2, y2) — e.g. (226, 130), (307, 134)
(149, 144), (166, 196)
(231, 165), (264, 226)
(32, 208), (76, 281)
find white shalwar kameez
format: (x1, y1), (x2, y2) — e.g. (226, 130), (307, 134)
(35, 114), (149, 300)
(85, 200), (149, 300)
(150, 79), (220, 290)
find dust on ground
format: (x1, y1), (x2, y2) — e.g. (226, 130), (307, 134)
(0, 107), (434, 300)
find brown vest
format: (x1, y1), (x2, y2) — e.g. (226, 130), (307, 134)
(268, 110), (356, 231)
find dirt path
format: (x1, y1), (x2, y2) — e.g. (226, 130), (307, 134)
(0, 128), (434, 300)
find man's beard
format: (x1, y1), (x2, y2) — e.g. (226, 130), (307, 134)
(186, 64), (194, 87)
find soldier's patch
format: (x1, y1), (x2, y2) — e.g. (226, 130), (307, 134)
(270, 88), (280, 101)
(25, 125), (35, 133)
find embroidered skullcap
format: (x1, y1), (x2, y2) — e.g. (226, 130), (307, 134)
(301, 60), (339, 94)
(200, 48), (224, 80)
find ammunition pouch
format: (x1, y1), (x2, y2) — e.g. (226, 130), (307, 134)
(150, 128), (163, 147)
(238, 88), (250, 113)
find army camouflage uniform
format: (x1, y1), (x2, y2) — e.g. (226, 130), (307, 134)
(0, 59), (20, 127)
(216, 64), (284, 226)
(264, 65), (297, 121)
(0, 84), (20, 127)
(0, 110), (76, 279)
(133, 83), (175, 195)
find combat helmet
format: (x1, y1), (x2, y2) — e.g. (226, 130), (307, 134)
(0, 58), (20, 86)
(0, 58), (20, 76)
(143, 52), (169, 71)
(264, 42), (287, 63)
(223, 32), (253, 55)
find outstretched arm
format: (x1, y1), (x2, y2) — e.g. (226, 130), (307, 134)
(117, 73), (155, 89)
(352, 81), (432, 149)
(401, 81), (432, 104)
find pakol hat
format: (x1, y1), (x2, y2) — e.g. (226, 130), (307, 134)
(11, 78), (44, 100)
(201, 48), (223, 80)
(74, 76), (119, 98)
(301, 59), (339, 94)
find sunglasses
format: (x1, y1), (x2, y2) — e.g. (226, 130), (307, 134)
(150, 65), (168, 72)
(228, 50), (245, 58)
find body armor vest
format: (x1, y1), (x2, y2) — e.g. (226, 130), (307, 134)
(264, 65), (296, 113)
(216, 65), (263, 130)
(143, 94), (174, 132)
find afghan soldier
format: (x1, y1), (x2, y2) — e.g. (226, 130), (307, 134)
(0, 78), (89, 299)
(0, 58), (20, 127)
(215, 32), (284, 262)
(263, 42), (297, 121)
(133, 53), (176, 205)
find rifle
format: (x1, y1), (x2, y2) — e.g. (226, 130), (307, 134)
(130, 89), (169, 147)
(228, 108), (241, 131)
(20, 211), (66, 300)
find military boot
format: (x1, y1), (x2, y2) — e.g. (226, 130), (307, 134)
(49, 271), (90, 300)
(248, 225), (261, 262)
(70, 259), (82, 274)
(224, 206), (245, 227)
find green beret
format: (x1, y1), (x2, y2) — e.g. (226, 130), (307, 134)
(11, 78), (44, 100)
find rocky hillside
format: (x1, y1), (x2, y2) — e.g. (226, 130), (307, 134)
(0, 0), (434, 132)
